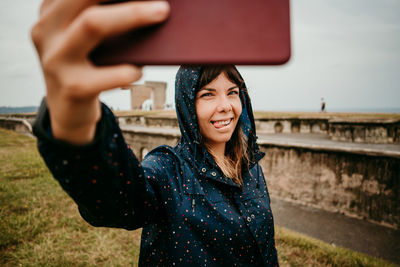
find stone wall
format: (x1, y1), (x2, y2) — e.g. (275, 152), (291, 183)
(329, 119), (400, 144)
(259, 144), (400, 228)
(145, 81), (167, 110)
(2, 113), (399, 227)
(124, 81), (167, 110)
(119, 127), (400, 228)
(256, 118), (329, 134)
(122, 128), (179, 160)
(0, 117), (32, 135)
(118, 115), (400, 144)
(128, 85), (153, 110)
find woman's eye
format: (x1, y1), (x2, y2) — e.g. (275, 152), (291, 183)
(228, 90), (239, 95)
(201, 93), (212, 97)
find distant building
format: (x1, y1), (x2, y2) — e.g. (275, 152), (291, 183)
(121, 81), (167, 110)
(142, 99), (154, 111)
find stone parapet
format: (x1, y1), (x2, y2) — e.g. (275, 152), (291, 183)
(1, 115), (398, 228)
(119, 125), (400, 229)
(255, 118), (329, 134)
(118, 115), (400, 144)
(329, 119), (400, 144)
(121, 126), (179, 160)
(3, 112), (400, 144)
(0, 117), (32, 135)
(259, 142), (400, 229)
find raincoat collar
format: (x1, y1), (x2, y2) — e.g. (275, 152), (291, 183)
(174, 66), (264, 187)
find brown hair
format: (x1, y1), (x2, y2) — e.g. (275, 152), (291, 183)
(198, 65), (250, 186)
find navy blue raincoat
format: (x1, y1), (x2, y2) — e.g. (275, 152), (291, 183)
(33, 66), (278, 266)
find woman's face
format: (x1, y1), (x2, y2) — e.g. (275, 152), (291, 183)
(195, 72), (242, 148)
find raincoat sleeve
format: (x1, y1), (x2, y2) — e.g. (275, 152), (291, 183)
(32, 98), (165, 230)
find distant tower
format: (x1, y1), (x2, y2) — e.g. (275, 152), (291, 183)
(145, 81), (167, 110)
(121, 81), (167, 110)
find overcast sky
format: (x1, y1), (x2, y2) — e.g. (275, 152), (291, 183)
(1, 0), (399, 112)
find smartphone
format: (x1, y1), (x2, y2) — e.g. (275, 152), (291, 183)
(90, 0), (291, 66)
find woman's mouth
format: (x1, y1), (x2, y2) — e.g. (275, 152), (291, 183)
(211, 118), (233, 129)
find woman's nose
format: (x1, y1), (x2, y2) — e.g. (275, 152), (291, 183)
(216, 96), (232, 112)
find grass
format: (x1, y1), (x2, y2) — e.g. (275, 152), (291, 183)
(0, 128), (397, 266)
(275, 227), (397, 267)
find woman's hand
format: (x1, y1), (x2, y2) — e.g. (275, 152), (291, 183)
(31, 0), (170, 144)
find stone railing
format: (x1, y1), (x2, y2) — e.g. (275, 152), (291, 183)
(0, 117), (32, 135)
(7, 113), (400, 144)
(329, 119), (400, 144)
(1, 112), (399, 228)
(118, 115), (400, 144)
(255, 118), (329, 134)
(258, 140), (400, 228)
(118, 115), (179, 128)
(119, 126), (400, 229)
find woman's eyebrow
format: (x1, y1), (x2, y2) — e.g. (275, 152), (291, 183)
(199, 86), (238, 92)
(198, 88), (216, 92)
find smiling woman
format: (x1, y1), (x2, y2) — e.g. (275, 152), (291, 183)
(30, 0), (278, 265)
(196, 66), (249, 185)
(33, 65), (278, 266)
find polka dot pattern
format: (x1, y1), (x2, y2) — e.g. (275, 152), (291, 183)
(33, 67), (278, 266)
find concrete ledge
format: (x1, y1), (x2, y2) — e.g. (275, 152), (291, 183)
(2, 115), (398, 229)
(260, 144), (400, 229)
(121, 126), (180, 160)
(329, 119), (400, 144)
(258, 139), (400, 159)
(0, 117), (32, 134)
(118, 115), (400, 144)
(121, 125), (180, 138)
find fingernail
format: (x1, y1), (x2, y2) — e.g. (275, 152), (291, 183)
(150, 1), (170, 14)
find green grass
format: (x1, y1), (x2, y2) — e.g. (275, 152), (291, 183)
(275, 227), (397, 267)
(0, 128), (397, 266)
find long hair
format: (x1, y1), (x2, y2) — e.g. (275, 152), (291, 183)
(197, 65), (251, 186)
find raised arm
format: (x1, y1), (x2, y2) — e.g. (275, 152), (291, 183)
(31, 0), (170, 229)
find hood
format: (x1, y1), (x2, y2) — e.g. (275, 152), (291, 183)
(174, 65), (264, 176)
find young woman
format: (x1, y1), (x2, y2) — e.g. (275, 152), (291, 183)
(31, 0), (278, 266)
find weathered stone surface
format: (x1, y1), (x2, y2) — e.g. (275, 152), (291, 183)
(127, 85), (153, 110)
(145, 81), (167, 110)
(119, 115), (400, 144)
(259, 145), (400, 228)
(256, 118), (329, 135)
(329, 119), (400, 144)
(117, 123), (400, 228)
(146, 117), (179, 128)
(0, 117), (32, 134)
(122, 127), (179, 160)
(2, 113), (399, 228)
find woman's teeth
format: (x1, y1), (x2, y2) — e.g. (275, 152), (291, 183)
(212, 119), (232, 127)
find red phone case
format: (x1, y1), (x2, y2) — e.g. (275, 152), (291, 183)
(90, 0), (291, 66)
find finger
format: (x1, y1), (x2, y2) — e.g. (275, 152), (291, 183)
(64, 1), (170, 57)
(39, 0), (53, 16)
(83, 64), (143, 96)
(39, 0), (97, 26)
(33, 0), (97, 54)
